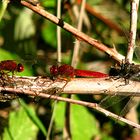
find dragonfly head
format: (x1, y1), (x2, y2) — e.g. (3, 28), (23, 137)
(50, 65), (59, 76)
(17, 63), (24, 72)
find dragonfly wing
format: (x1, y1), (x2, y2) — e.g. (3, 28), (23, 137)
(130, 72), (140, 81)
(99, 78), (137, 116)
(99, 93), (138, 116)
(120, 96), (140, 117)
(99, 94), (127, 109)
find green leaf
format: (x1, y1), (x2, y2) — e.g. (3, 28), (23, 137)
(53, 96), (114, 139)
(14, 8), (35, 40)
(54, 96), (100, 139)
(54, 96), (99, 139)
(41, 22), (57, 48)
(54, 101), (66, 129)
(42, 0), (55, 8)
(70, 96), (99, 140)
(14, 8), (37, 56)
(0, 0), (9, 22)
(19, 99), (47, 136)
(3, 104), (38, 140)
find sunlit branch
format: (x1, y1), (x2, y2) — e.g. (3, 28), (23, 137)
(126, 0), (139, 62)
(1, 76), (140, 96)
(1, 83), (140, 129)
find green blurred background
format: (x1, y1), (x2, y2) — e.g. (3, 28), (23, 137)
(0, 0), (140, 140)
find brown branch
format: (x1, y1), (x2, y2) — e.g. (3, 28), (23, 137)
(20, 0), (124, 63)
(1, 81), (140, 129)
(0, 76), (140, 128)
(1, 76), (140, 97)
(76, 0), (125, 36)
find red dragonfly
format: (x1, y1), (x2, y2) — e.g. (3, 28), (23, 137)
(0, 60), (24, 75)
(50, 64), (108, 78)
(0, 60), (24, 101)
(48, 64), (108, 102)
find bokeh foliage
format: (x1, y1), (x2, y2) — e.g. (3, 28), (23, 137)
(0, 0), (140, 140)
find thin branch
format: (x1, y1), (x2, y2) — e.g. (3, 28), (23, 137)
(20, 0), (124, 63)
(47, 1), (62, 139)
(126, 0), (139, 62)
(71, 0), (86, 67)
(76, 0), (124, 36)
(57, 0), (62, 62)
(1, 85), (140, 129)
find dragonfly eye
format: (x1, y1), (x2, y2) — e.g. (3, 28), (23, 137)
(50, 65), (59, 76)
(17, 63), (24, 72)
